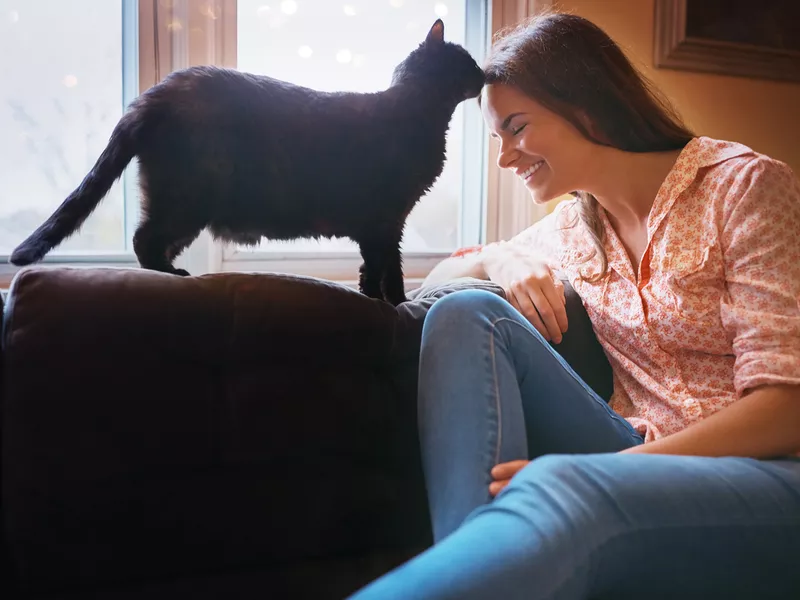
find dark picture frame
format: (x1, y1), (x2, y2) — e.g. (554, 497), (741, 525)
(653, 0), (800, 83)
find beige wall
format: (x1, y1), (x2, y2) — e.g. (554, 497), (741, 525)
(550, 0), (800, 174)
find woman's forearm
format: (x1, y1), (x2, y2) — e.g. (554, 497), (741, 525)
(622, 384), (800, 459)
(422, 252), (488, 287)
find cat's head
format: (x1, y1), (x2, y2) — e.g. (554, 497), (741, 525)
(391, 20), (484, 102)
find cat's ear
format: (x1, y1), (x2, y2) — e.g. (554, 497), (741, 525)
(426, 19), (445, 45)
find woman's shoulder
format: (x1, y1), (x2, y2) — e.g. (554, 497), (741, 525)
(684, 137), (798, 211)
(689, 136), (796, 179)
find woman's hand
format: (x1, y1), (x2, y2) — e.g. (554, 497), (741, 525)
(481, 242), (568, 343)
(489, 460), (530, 496)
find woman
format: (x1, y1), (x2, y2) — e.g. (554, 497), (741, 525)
(348, 10), (800, 600)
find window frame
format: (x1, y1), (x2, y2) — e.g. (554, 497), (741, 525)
(0, 0), (553, 291)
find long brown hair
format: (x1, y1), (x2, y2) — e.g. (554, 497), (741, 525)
(483, 10), (695, 280)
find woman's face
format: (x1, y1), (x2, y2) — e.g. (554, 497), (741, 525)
(480, 83), (597, 204)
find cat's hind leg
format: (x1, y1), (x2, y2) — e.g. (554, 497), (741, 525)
(133, 216), (203, 277)
(166, 230), (203, 268)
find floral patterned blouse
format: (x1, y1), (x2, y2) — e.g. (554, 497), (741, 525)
(460, 136), (800, 442)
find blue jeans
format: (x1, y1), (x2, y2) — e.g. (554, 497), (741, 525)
(348, 289), (800, 599)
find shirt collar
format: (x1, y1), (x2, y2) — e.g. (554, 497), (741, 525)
(598, 136), (754, 283)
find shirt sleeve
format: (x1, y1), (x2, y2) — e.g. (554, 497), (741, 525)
(719, 156), (800, 396)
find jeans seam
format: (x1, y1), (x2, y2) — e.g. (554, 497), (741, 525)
(489, 316), (643, 446)
(489, 324), (503, 467)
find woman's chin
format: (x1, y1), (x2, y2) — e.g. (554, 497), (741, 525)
(527, 187), (553, 205)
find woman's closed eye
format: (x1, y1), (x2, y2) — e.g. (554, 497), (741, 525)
(511, 124), (528, 136)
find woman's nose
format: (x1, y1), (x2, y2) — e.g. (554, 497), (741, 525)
(496, 138), (518, 170)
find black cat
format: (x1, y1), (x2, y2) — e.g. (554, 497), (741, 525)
(9, 19), (484, 305)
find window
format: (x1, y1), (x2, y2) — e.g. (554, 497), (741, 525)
(0, 0), (490, 286)
(0, 0), (139, 260)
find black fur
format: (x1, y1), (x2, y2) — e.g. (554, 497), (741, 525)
(9, 19), (484, 305)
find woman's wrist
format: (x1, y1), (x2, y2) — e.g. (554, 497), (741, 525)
(478, 242), (507, 281)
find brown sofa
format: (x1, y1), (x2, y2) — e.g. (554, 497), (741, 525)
(0, 267), (612, 599)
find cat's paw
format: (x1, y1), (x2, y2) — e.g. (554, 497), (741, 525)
(172, 268), (191, 277)
(384, 291), (408, 306)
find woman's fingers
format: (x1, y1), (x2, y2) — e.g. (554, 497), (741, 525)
(524, 284), (564, 344)
(509, 284), (549, 340)
(491, 460), (530, 480)
(511, 277), (565, 343)
(489, 479), (509, 497)
(507, 273), (569, 343)
(538, 278), (569, 336)
(489, 459), (531, 497)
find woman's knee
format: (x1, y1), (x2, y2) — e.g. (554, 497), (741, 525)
(423, 289), (512, 336)
(503, 454), (588, 497)
(497, 454), (626, 524)
(498, 454), (677, 530)
(457, 455), (617, 549)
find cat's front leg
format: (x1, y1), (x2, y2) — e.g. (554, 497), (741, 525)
(357, 239), (389, 301)
(380, 242), (407, 306)
(357, 235), (407, 306)
(358, 260), (384, 300)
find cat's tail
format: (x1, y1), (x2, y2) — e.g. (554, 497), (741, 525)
(9, 108), (143, 266)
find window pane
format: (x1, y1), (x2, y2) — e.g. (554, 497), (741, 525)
(0, 0), (133, 256)
(235, 0), (470, 254)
